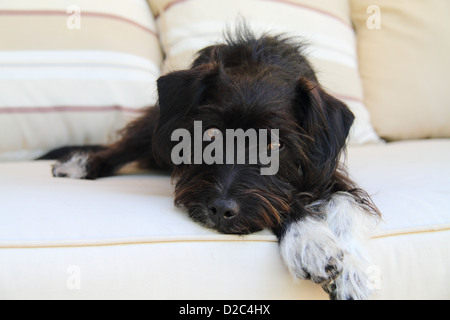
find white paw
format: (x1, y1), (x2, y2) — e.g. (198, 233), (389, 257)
(321, 192), (380, 300)
(322, 256), (373, 300)
(280, 216), (344, 285)
(52, 153), (89, 179)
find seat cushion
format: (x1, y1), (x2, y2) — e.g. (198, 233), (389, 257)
(0, 140), (449, 299)
(0, 163), (326, 299)
(347, 139), (450, 299)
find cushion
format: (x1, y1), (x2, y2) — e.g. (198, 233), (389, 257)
(1, 139), (449, 299)
(0, 161), (327, 300)
(0, 0), (163, 161)
(347, 139), (450, 299)
(351, 0), (450, 141)
(147, 0), (380, 145)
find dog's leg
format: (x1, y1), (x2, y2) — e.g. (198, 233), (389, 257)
(278, 193), (378, 300)
(52, 107), (161, 179)
(278, 214), (345, 287)
(321, 192), (379, 300)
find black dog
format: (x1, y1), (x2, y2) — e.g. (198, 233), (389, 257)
(49, 29), (380, 300)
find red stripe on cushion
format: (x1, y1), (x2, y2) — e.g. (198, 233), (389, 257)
(154, 0), (350, 28)
(262, 0), (350, 27)
(0, 106), (145, 114)
(0, 10), (158, 37)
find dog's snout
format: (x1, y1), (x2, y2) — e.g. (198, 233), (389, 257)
(208, 198), (239, 221)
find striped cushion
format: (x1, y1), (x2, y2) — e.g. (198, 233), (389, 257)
(148, 0), (380, 145)
(0, 0), (162, 160)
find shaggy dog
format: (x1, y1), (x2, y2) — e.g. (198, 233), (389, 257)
(48, 29), (380, 300)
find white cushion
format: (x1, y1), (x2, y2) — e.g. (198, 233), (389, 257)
(0, 0), (162, 161)
(347, 140), (450, 299)
(0, 140), (449, 299)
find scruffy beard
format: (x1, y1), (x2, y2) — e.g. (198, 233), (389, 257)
(173, 164), (293, 235)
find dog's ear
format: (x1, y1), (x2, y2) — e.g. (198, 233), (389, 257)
(156, 64), (218, 122)
(294, 78), (355, 188)
(153, 64), (218, 166)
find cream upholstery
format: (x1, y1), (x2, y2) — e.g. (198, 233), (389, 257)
(0, 0), (162, 161)
(0, 0), (449, 300)
(351, 0), (450, 141)
(1, 140), (449, 299)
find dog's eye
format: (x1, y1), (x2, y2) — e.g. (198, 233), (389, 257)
(268, 142), (283, 151)
(205, 127), (221, 140)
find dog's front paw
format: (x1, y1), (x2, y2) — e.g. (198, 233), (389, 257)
(52, 152), (90, 179)
(280, 216), (344, 285)
(322, 257), (373, 300)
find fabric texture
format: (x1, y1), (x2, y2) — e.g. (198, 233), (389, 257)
(147, 0), (380, 145)
(1, 140), (449, 299)
(351, 0), (450, 141)
(0, 0), (163, 160)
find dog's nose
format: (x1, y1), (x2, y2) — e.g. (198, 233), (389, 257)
(208, 198), (239, 221)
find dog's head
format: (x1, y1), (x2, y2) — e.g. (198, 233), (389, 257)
(153, 34), (354, 234)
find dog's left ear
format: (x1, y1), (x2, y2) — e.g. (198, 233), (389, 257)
(153, 64), (218, 166)
(156, 64), (218, 123)
(294, 78), (355, 188)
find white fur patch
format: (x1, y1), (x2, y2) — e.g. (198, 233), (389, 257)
(52, 153), (89, 179)
(280, 215), (344, 285)
(322, 192), (380, 300)
(282, 192), (380, 300)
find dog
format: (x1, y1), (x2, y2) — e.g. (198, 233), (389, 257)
(47, 29), (380, 300)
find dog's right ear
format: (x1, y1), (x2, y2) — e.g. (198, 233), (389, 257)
(153, 64), (218, 167)
(156, 64), (218, 123)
